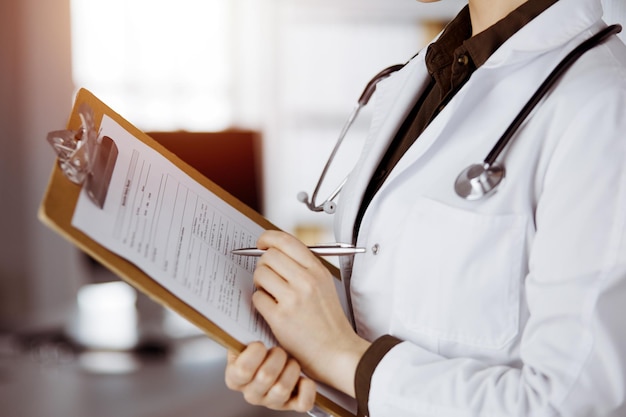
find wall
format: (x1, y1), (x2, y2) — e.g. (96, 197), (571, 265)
(0, 0), (81, 331)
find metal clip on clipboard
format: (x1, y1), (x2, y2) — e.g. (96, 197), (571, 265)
(46, 103), (119, 209)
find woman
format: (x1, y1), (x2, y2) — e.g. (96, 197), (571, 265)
(225, 0), (626, 415)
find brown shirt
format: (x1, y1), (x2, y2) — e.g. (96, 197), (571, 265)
(353, 1), (558, 416)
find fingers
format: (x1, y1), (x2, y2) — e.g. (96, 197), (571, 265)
(254, 231), (329, 298)
(225, 342), (267, 389)
(288, 376), (318, 413)
(256, 230), (321, 271)
(225, 343), (316, 413)
(252, 261), (319, 325)
(253, 263), (291, 302)
(252, 232), (319, 306)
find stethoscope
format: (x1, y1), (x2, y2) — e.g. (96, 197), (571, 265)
(298, 24), (622, 213)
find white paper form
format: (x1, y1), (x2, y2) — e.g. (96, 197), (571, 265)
(72, 115), (274, 346)
(71, 114), (357, 415)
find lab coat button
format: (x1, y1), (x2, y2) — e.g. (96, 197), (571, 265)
(371, 244), (380, 255)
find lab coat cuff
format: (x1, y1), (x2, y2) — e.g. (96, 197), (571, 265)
(355, 334), (403, 417)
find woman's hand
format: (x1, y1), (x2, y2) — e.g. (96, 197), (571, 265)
(225, 342), (317, 413)
(252, 230), (370, 396)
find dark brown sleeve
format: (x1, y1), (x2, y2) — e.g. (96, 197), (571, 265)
(355, 335), (403, 417)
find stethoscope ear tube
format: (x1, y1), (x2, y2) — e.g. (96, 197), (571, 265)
(455, 24), (622, 200)
(358, 64), (406, 105)
(484, 24), (621, 166)
(299, 64), (407, 213)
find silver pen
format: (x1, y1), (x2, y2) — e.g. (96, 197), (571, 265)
(231, 243), (366, 257)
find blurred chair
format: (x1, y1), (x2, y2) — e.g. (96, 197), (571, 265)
(148, 129), (264, 214)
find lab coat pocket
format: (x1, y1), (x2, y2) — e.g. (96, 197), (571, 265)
(393, 197), (525, 350)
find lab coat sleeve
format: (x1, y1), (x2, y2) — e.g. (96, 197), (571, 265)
(355, 335), (403, 416)
(363, 79), (626, 415)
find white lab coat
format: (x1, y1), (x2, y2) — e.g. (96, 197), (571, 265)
(334, 0), (626, 415)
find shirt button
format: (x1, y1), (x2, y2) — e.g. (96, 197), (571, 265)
(371, 244), (380, 255)
(457, 54), (469, 66)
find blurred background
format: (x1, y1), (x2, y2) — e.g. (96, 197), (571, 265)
(0, 0), (623, 416)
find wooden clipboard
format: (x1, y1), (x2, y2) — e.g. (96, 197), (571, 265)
(39, 88), (354, 417)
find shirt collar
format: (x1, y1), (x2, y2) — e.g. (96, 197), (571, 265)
(426, 0), (560, 75)
(466, 0), (560, 68)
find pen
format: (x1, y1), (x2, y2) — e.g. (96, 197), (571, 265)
(231, 243), (366, 257)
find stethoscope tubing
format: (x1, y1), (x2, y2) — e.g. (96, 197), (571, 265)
(484, 24), (622, 166)
(299, 64), (405, 213)
(308, 103), (361, 211)
(454, 23), (622, 200)
(300, 24), (622, 211)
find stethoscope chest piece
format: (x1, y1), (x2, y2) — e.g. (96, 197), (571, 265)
(454, 163), (505, 200)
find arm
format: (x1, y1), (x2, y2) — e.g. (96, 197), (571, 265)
(252, 230), (371, 395)
(225, 230), (371, 412)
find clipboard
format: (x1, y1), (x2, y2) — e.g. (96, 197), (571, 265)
(39, 88), (355, 417)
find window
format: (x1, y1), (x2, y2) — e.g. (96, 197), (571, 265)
(70, 0), (233, 131)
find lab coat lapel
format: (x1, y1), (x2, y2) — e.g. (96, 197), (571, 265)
(335, 53), (431, 243)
